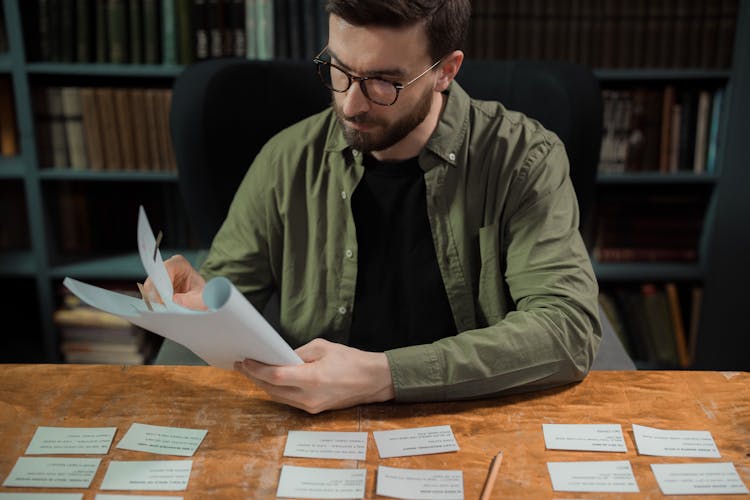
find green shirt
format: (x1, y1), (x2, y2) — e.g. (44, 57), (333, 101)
(201, 81), (602, 402)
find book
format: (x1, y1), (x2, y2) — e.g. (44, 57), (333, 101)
(659, 85), (676, 173)
(193, 0), (210, 60)
(705, 87), (724, 174)
(45, 87), (70, 167)
(273, 0), (288, 59)
(0, 78), (19, 157)
(688, 286), (703, 364)
(716, 0), (738, 68)
(95, 0), (109, 63)
(692, 90), (712, 173)
(113, 88), (137, 171)
(79, 87), (106, 171)
(143, 0), (162, 64)
(228, 0), (246, 57)
(75, 0), (93, 63)
(245, 0), (257, 59)
(176, 0), (194, 64)
(93, 87), (123, 170)
(255, 0), (274, 60)
(129, 0), (144, 64)
(665, 282), (691, 368)
(162, 0), (178, 64)
(129, 89), (152, 171)
(60, 87), (88, 170)
(108, 0), (128, 63)
(677, 89), (698, 171)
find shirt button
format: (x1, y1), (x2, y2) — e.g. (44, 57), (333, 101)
(448, 152), (456, 161)
(345, 249), (353, 258)
(352, 149), (360, 157)
(341, 191), (347, 200)
(338, 306), (347, 315)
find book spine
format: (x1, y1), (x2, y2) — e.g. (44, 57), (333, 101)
(162, 0), (177, 64)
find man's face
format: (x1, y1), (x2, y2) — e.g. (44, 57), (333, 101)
(326, 15), (438, 153)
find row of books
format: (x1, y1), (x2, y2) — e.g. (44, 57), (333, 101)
(54, 284), (161, 365)
(0, 77), (19, 157)
(33, 86), (177, 172)
(598, 86), (724, 175)
(467, 0), (738, 69)
(600, 283), (703, 369)
(592, 191), (707, 263)
(23, 0), (327, 65)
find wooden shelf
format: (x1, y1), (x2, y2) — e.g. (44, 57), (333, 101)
(25, 63), (185, 78)
(50, 249), (207, 279)
(596, 172), (719, 185)
(593, 261), (705, 282)
(0, 250), (36, 276)
(38, 169), (178, 182)
(594, 68), (732, 81)
(0, 157), (26, 178)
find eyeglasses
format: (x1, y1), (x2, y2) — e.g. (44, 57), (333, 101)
(313, 47), (444, 106)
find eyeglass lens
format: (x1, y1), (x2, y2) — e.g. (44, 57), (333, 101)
(319, 63), (398, 106)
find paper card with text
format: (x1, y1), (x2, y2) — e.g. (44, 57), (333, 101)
(25, 426), (117, 455)
(95, 496), (183, 500)
(651, 462), (749, 495)
(376, 465), (464, 500)
(547, 460), (639, 493)
(1, 457), (101, 488)
(632, 424), (721, 457)
(275, 465), (366, 499)
(116, 423), (207, 457)
(0, 494), (83, 499)
(542, 423), (627, 452)
(100, 460), (192, 491)
(372, 425), (459, 458)
(283, 431), (368, 460)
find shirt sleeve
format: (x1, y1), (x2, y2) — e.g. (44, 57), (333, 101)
(385, 139), (602, 402)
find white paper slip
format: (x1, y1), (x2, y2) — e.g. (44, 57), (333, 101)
(0, 495), (83, 500)
(376, 465), (464, 500)
(96, 496), (183, 500)
(1, 457), (101, 488)
(547, 460), (639, 493)
(62, 206), (303, 370)
(542, 423), (627, 452)
(283, 431), (368, 460)
(116, 423), (207, 457)
(276, 465), (366, 499)
(651, 462), (749, 495)
(100, 460), (192, 491)
(372, 425), (459, 459)
(632, 423), (721, 457)
(25, 426), (117, 455)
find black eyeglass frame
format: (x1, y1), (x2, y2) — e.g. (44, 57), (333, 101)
(312, 46), (445, 106)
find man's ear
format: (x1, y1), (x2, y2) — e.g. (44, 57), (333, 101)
(435, 50), (464, 92)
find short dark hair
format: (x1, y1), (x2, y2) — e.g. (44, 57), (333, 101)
(325, 0), (471, 61)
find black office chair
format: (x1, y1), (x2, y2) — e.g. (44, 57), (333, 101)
(160, 57), (634, 370)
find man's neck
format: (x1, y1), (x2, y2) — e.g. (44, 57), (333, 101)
(371, 92), (445, 162)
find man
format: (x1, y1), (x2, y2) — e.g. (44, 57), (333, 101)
(153, 0), (601, 413)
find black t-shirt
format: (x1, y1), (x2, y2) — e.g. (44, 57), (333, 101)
(349, 154), (457, 352)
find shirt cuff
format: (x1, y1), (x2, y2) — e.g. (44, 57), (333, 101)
(385, 344), (446, 402)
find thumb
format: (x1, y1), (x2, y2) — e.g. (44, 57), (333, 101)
(295, 338), (332, 363)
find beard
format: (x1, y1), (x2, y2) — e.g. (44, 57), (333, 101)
(334, 86), (434, 153)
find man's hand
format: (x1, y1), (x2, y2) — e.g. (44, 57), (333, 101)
(234, 338), (395, 414)
(142, 254), (208, 310)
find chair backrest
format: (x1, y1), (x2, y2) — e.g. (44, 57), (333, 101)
(170, 58), (602, 249)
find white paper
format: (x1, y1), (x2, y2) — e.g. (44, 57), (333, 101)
(25, 426), (117, 455)
(547, 460), (639, 493)
(116, 423), (207, 457)
(632, 424), (721, 457)
(276, 465), (366, 499)
(99, 460), (192, 491)
(283, 431), (368, 460)
(95, 496), (182, 500)
(376, 465), (464, 500)
(542, 423), (627, 452)
(62, 206), (303, 369)
(372, 425), (459, 459)
(651, 462), (749, 495)
(1, 457), (101, 488)
(0, 495), (83, 500)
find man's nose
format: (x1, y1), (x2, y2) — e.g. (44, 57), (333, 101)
(341, 81), (371, 117)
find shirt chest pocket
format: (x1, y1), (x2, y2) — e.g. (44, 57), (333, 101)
(477, 223), (509, 326)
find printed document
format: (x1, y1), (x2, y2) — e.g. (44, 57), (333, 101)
(99, 460), (192, 491)
(547, 460), (639, 493)
(542, 423), (627, 452)
(632, 423), (720, 457)
(116, 423), (207, 457)
(283, 430), (368, 460)
(275, 465), (366, 499)
(651, 462), (749, 495)
(376, 465), (464, 500)
(2, 457), (101, 488)
(372, 425), (459, 458)
(25, 426), (116, 455)
(63, 206), (302, 369)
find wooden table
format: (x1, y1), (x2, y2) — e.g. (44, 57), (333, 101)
(0, 365), (748, 499)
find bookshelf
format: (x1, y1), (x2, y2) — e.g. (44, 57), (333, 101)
(0, 0), (748, 370)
